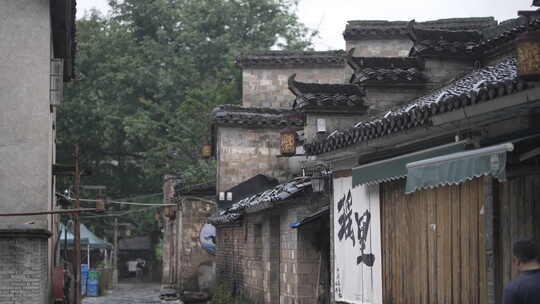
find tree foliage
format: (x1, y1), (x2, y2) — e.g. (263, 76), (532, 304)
(57, 0), (314, 230)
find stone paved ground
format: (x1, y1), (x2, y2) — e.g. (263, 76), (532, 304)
(82, 281), (165, 304)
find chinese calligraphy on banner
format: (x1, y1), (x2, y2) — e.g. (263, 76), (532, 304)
(333, 176), (382, 304)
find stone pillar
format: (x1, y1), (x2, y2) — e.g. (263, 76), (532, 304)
(0, 226), (51, 304)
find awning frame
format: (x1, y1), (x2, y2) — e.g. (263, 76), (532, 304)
(352, 140), (470, 187)
(405, 143), (514, 194)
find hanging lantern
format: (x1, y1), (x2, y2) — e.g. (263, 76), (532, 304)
(201, 144), (212, 159)
(311, 176), (325, 193)
(280, 128), (297, 156)
(516, 31), (540, 80)
(164, 205), (176, 220)
(95, 196), (107, 212)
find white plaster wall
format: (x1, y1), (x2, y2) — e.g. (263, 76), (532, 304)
(242, 66), (348, 109)
(0, 0), (52, 229)
(346, 39), (413, 57)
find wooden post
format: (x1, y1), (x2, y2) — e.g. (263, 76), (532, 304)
(74, 144), (81, 304)
(113, 217), (118, 288)
(484, 177), (497, 304)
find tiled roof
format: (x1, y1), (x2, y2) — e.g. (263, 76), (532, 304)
(288, 74), (367, 112)
(304, 56), (537, 155)
(236, 50), (346, 68)
(211, 105), (304, 128)
(343, 17), (496, 40)
(408, 20), (483, 57)
(347, 51), (426, 84)
(472, 17), (540, 55)
(209, 177), (312, 224)
(409, 16), (540, 58)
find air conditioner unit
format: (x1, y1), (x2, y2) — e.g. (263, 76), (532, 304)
(50, 59), (63, 106)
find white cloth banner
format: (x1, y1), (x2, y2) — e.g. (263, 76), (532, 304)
(333, 176), (382, 304)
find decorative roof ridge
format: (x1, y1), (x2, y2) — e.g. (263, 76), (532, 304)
(211, 104), (304, 128)
(472, 17), (540, 55)
(344, 17), (496, 40)
(236, 50), (347, 68)
(346, 49), (425, 71)
(304, 56), (538, 155)
(208, 177), (312, 224)
(408, 20), (484, 42)
(212, 104), (297, 115)
(407, 20), (483, 57)
(346, 49), (426, 84)
(287, 74), (364, 96)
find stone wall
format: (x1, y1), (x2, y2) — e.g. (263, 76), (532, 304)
(0, 228), (51, 304)
(346, 39), (412, 57)
(363, 85), (430, 117)
(217, 127), (290, 193)
(423, 57), (473, 84)
(0, 0), (53, 229)
(177, 198), (216, 291)
(242, 67), (348, 109)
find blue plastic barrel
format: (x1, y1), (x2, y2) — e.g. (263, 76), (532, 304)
(81, 264), (89, 295)
(86, 275), (99, 297)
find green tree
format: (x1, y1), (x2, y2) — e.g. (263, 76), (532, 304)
(57, 0), (314, 231)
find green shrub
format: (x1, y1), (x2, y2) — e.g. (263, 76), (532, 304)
(212, 281), (252, 304)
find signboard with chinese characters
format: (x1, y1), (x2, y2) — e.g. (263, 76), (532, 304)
(517, 31), (540, 80)
(333, 176), (382, 304)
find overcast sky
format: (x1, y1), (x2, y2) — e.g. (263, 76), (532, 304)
(76, 0), (535, 50)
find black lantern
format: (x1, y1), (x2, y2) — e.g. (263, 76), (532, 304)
(311, 176), (325, 193)
(516, 31), (540, 81)
(280, 128), (297, 156)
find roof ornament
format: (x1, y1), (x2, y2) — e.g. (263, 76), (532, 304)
(288, 74), (302, 97)
(407, 20), (418, 42)
(345, 48), (361, 71)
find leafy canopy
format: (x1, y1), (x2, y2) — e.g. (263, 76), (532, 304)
(57, 0), (314, 233)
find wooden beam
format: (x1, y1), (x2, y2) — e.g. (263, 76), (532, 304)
(519, 146), (540, 162)
(507, 165), (540, 178)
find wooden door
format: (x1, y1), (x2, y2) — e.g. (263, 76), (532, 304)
(381, 178), (486, 304)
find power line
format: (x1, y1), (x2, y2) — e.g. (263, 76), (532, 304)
(78, 198), (175, 206)
(80, 205), (162, 219)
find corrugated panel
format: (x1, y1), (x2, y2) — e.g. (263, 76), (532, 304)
(405, 143), (513, 193)
(352, 141), (468, 187)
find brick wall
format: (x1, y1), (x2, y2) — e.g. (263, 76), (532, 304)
(0, 228), (51, 304)
(346, 39), (413, 57)
(242, 67), (347, 109)
(217, 127), (290, 193)
(215, 195), (329, 304)
(177, 198), (216, 291)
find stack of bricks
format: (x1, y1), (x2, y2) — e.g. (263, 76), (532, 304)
(0, 227), (51, 304)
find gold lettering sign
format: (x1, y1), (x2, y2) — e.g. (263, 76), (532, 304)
(280, 130), (296, 156)
(517, 32), (540, 80)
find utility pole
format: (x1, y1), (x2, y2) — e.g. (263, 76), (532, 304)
(74, 144), (82, 304)
(113, 217), (118, 288)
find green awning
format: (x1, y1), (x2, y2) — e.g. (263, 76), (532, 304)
(405, 143), (514, 194)
(352, 141), (468, 187)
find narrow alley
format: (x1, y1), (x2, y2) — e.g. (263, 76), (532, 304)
(82, 282), (162, 304)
